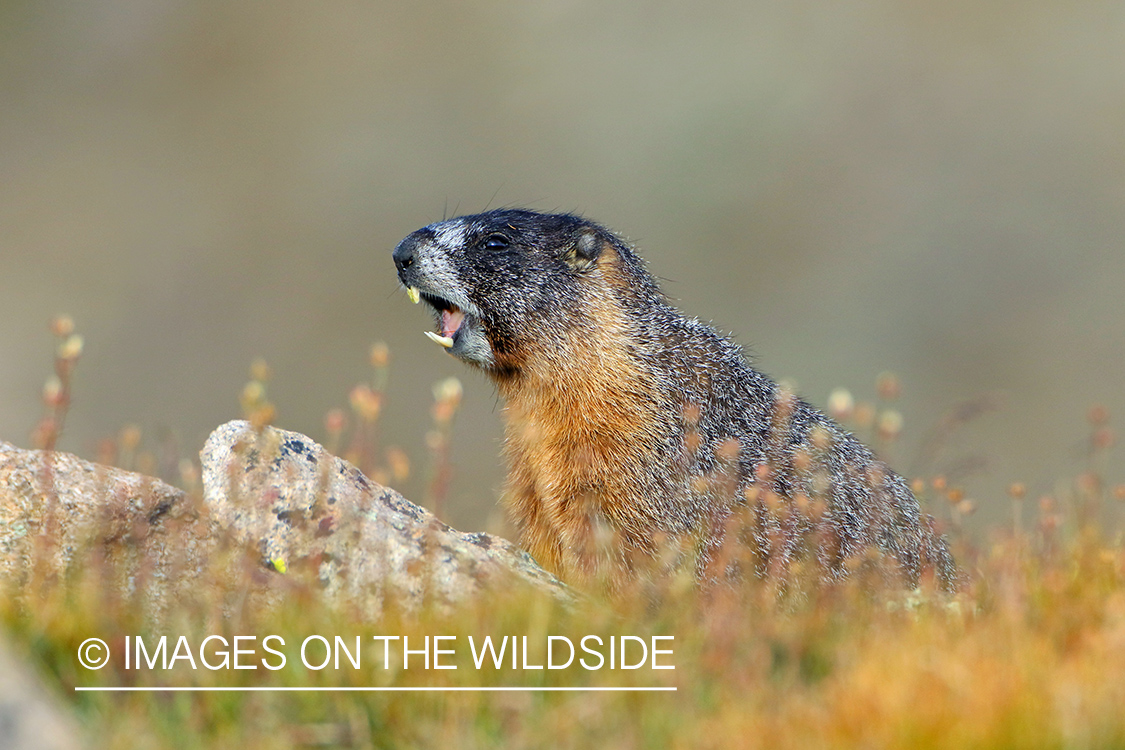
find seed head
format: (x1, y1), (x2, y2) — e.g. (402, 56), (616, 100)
(42, 376), (63, 407)
(370, 341), (391, 369)
(58, 334), (84, 361)
(349, 384), (382, 423)
(876, 371), (901, 401)
(324, 408), (347, 435)
(827, 388), (854, 420)
(50, 314), (75, 337)
(877, 409), (903, 440)
(250, 357), (271, 383)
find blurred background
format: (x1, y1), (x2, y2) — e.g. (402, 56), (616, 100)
(2, 0), (1122, 533)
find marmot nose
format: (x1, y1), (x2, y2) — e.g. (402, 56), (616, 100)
(392, 236), (417, 274)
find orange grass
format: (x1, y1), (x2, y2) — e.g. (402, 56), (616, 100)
(3, 325), (1123, 749)
(5, 519), (1123, 749)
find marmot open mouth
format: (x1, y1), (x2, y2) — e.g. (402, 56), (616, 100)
(420, 292), (466, 348)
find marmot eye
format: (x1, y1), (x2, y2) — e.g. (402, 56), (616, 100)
(482, 233), (510, 250)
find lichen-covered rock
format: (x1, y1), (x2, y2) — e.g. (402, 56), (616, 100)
(0, 427), (571, 621)
(0, 440), (212, 621)
(201, 420), (572, 614)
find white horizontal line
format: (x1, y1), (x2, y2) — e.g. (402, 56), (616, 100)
(75, 686), (676, 692)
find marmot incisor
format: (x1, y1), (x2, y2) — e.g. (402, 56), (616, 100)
(393, 210), (954, 589)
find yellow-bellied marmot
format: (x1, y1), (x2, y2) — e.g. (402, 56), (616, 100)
(393, 210), (954, 590)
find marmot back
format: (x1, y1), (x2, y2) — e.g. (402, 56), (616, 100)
(393, 209), (955, 590)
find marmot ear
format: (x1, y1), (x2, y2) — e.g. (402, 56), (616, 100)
(566, 230), (603, 272)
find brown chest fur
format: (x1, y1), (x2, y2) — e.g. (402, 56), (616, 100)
(496, 262), (673, 582)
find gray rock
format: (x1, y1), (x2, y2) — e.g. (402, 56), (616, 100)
(0, 440), (212, 623)
(0, 426), (570, 749)
(0, 425), (570, 620)
(200, 420), (572, 614)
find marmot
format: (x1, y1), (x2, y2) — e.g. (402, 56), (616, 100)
(393, 209), (955, 590)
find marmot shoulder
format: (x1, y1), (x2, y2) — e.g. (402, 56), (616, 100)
(393, 209), (955, 590)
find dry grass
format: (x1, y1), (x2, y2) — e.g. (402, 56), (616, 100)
(4, 326), (1124, 749)
(6, 518), (1125, 749)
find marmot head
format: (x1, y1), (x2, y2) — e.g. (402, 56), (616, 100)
(393, 209), (624, 377)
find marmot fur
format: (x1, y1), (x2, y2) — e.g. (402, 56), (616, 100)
(393, 209), (955, 590)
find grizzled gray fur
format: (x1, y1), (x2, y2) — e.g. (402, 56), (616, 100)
(393, 209), (956, 590)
